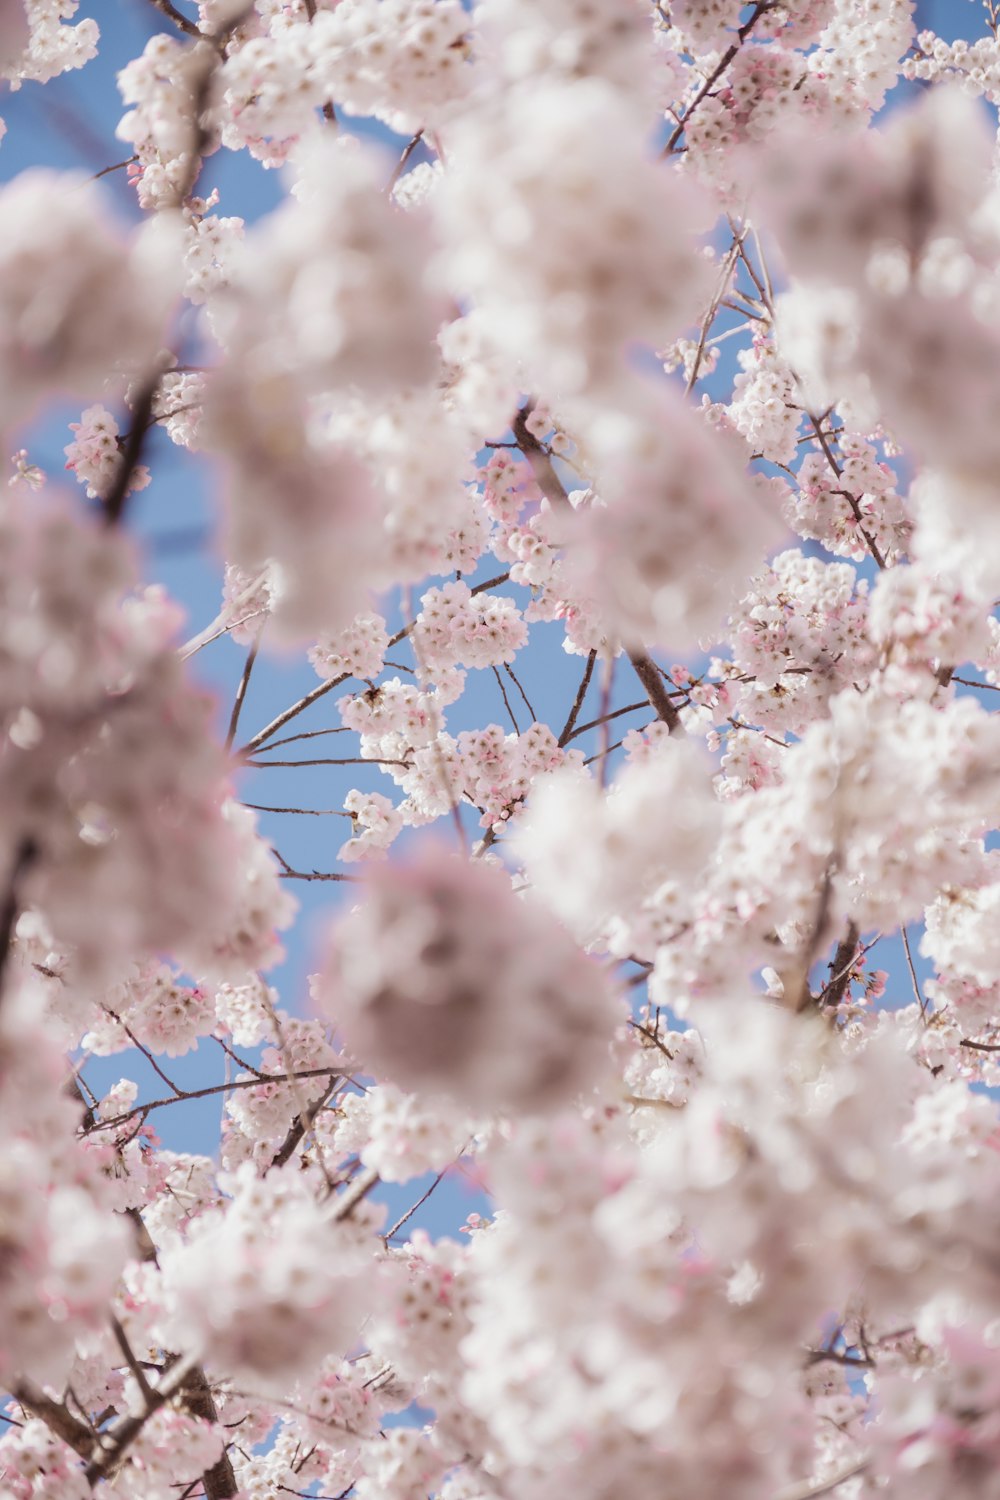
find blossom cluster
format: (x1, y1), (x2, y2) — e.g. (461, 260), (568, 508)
(6, 5), (1000, 1500)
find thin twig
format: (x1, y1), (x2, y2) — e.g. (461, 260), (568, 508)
(504, 662), (538, 722)
(685, 228), (747, 394)
(566, 699), (650, 742)
(382, 1145), (470, 1243)
(387, 129), (424, 192)
(250, 727), (351, 752)
(492, 665), (521, 733)
(662, 1), (779, 154)
(91, 154), (139, 180)
(237, 573), (510, 755)
(242, 803), (353, 818)
(104, 1008), (184, 1095)
(559, 650), (597, 746)
(226, 635), (261, 752)
(82, 1068), (348, 1135)
(110, 1317), (155, 1404)
(244, 756), (410, 769)
(900, 925), (928, 1021)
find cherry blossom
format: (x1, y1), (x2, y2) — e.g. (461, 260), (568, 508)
(314, 836), (620, 1112)
(5, 5), (1000, 1500)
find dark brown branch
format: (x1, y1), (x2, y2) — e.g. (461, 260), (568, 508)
(102, 11), (230, 530)
(804, 1346), (874, 1370)
(663, 1), (780, 154)
(250, 728), (351, 752)
(83, 1066), (348, 1135)
(382, 1149), (467, 1243)
(270, 1078), (340, 1169)
(237, 675), (352, 757)
(819, 922), (860, 1009)
(103, 372), (162, 528)
(8, 1379), (93, 1457)
(330, 1165), (379, 1220)
(803, 415), (887, 572)
(110, 1316), (155, 1405)
(629, 1018), (674, 1058)
(900, 925), (928, 1020)
(626, 651), (685, 736)
(146, 0), (204, 38)
(511, 405), (571, 510)
(242, 803), (353, 818)
(0, 836), (38, 1007)
(226, 636), (261, 752)
(584, 731), (638, 767)
(387, 130), (424, 192)
(559, 650), (597, 746)
(180, 1368), (239, 1500)
(91, 155), (139, 181)
(84, 1358), (198, 1483)
(104, 1007), (184, 1094)
(237, 573), (511, 755)
(566, 699), (649, 742)
(492, 665), (521, 733)
(244, 756), (410, 768)
(505, 662), (537, 723)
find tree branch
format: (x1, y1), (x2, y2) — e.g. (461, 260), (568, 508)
(819, 922), (860, 1009)
(0, 836), (38, 1006)
(511, 405), (571, 510)
(625, 651), (685, 735)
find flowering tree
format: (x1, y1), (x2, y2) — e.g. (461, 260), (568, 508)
(6, 0), (1000, 1496)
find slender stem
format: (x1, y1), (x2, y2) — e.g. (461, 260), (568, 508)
(226, 635), (261, 752)
(237, 573), (510, 756)
(388, 130), (425, 191)
(559, 650), (597, 746)
(382, 1147), (469, 1243)
(91, 155), (139, 181)
(242, 803), (353, 818)
(83, 1067), (347, 1135)
(900, 925), (928, 1021)
(566, 699), (650, 742)
(110, 1316), (154, 1404)
(492, 665), (521, 733)
(662, 1), (779, 155)
(244, 756), (411, 769)
(505, 662), (538, 722)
